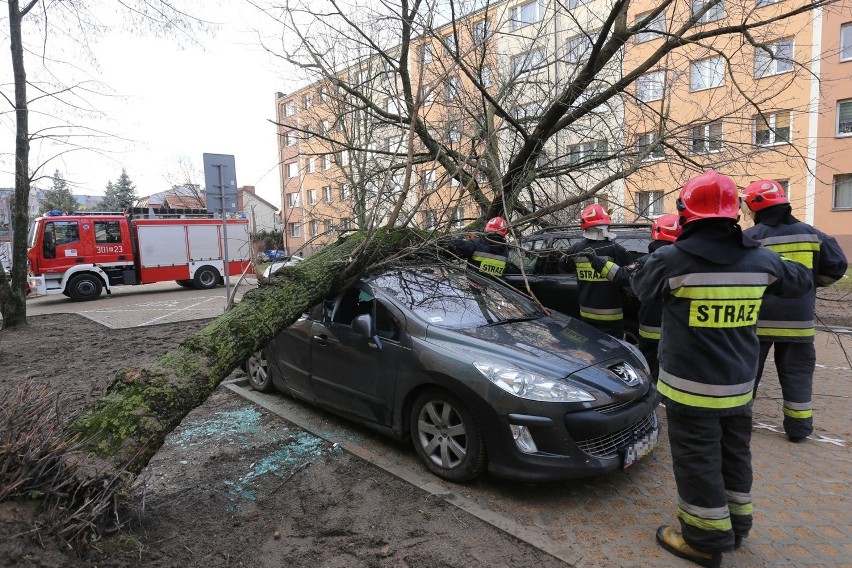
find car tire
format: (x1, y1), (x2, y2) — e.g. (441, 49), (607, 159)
(176, 279), (194, 288)
(193, 266), (220, 289)
(409, 389), (486, 482)
(66, 274), (103, 302)
(245, 350), (273, 392)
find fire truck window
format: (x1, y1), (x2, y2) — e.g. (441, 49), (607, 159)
(47, 221), (79, 245)
(43, 227), (56, 259)
(95, 221), (122, 244)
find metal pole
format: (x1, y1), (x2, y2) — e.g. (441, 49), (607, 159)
(216, 163), (232, 301)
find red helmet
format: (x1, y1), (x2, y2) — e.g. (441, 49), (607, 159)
(742, 179), (789, 212)
(580, 204), (611, 230)
(651, 213), (682, 242)
(676, 170), (739, 225)
(484, 216), (509, 236)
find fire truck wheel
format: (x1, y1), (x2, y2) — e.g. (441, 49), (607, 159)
(66, 274), (103, 302)
(193, 266), (220, 289)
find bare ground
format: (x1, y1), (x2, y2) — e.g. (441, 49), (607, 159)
(0, 285), (849, 567)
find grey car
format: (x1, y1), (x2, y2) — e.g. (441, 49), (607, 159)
(246, 262), (660, 483)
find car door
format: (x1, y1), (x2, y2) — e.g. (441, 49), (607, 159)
(267, 306), (319, 401)
(309, 287), (405, 427)
(506, 237), (581, 317)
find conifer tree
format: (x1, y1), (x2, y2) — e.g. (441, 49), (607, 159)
(39, 170), (78, 214)
(100, 169), (138, 212)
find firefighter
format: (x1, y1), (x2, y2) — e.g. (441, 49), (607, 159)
(587, 213), (682, 381)
(450, 216), (511, 278)
(741, 179), (848, 442)
(631, 171), (812, 567)
(559, 203), (631, 337)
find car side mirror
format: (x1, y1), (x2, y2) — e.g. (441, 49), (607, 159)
(352, 313), (383, 351)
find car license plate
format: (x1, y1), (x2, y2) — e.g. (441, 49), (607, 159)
(622, 427), (659, 469)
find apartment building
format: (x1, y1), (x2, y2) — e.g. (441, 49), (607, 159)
(276, 0), (850, 255)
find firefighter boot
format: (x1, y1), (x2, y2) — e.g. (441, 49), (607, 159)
(656, 526), (722, 568)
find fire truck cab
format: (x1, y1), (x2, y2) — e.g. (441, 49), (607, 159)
(28, 211), (252, 301)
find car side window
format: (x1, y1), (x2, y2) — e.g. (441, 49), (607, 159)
(332, 288), (373, 325)
(375, 301), (401, 342)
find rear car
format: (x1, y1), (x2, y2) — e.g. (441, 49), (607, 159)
(503, 224), (652, 341)
(245, 262), (659, 483)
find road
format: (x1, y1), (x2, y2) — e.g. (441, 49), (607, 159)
(27, 282), (852, 567)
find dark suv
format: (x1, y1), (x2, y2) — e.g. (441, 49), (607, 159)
(504, 224), (653, 341)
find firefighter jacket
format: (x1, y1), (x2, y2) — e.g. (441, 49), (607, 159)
(451, 234), (509, 277)
(591, 240), (670, 340)
(559, 237), (631, 325)
(743, 205), (848, 343)
(631, 219), (813, 417)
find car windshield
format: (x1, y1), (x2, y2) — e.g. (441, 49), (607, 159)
(371, 265), (542, 329)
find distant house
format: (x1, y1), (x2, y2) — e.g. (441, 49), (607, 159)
(238, 186), (280, 234)
(137, 184), (206, 211)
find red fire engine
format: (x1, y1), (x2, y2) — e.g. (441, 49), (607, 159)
(27, 210), (253, 301)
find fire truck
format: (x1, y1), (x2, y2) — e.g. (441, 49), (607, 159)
(27, 210), (253, 301)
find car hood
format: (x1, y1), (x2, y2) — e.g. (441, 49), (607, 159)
(425, 314), (628, 377)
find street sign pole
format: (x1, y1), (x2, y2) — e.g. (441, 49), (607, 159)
(202, 153), (239, 305)
(216, 164), (232, 300)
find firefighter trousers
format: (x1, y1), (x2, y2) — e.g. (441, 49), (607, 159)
(755, 341), (815, 439)
(638, 337), (659, 383)
(666, 407), (753, 553)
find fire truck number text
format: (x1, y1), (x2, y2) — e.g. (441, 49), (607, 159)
(96, 245), (124, 254)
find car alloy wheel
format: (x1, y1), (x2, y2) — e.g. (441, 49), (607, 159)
(246, 351), (273, 392)
(410, 389), (486, 482)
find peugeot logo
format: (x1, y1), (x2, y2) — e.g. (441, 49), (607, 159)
(609, 362), (642, 387)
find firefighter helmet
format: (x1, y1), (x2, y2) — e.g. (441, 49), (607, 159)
(484, 216), (509, 236)
(676, 170), (740, 224)
(651, 213), (682, 242)
(580, 204), (611, 230)
(741, 179), (789, 212)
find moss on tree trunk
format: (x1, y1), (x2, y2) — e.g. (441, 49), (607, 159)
(69, 228), (422, 474)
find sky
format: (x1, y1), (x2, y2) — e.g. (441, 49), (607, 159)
(0, 3), (296, 208)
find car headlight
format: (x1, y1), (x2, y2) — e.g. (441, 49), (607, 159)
(618, 338), (650, 375)
(473, 362), (595, 402)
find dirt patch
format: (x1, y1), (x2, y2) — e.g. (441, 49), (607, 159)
(0, 315), (566, 568)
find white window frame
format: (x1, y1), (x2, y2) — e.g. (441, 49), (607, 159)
(303, 93), (313, 109)
(833, 174), (852, 209)
(447, 124), (461, 143)
(421, 170), (436, 191)
(452, 206), (465, 228)
(566, 33), (597, 64)
(423, 209), (437, 229)
(692, 0), (725, 24)
(691, 121), (724, 153)
(323, 154), (332, 170)
(837, 99), (852, 136)
(446, 76), (461, 99)
(511, 48), (546, 76)
(565, 139), (607, 166)
(636, 191), (665, 218)
(420, 85), (435, 105)
(286, 162), (298, 178)
(306, 158), (315, 174)
(325, 219), (335, 233)
(690, 56), (725, 91)
(321, 120), (330, 134)
(754, 111), (791, 146)
(635, 10), (666, 43)
(636, 70), (665, 102)
(320, 87), (329, 102)
(287, 192), (301, 208)
(340, 150), (350, 166)
(323, 186), (333, 203)
(637, 132), (665, 160)
(421, 43), (434, 63)
(474, 19), (491, 43)
(480, 67), (493, 88)
(842, 23), (852, 62)
(444, 32), (457, 54)
(340, 184), (351, 201)
(756, 0), (781, 6)
(510, 0), (543, 30)
(288, 222), (301, 237)
(307, 189), (317, 205)
(310, 219), (319, 237)
(568, 0), (590, 8)
(754, 38), (795, 78)
(284, 101), (295, 117)
(285, 131), (297, 146)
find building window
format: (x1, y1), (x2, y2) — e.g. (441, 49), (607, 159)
(565, 140), (608, 166)
(511, 0), (544, 30)
(305, 126), (314, 139)
(837, 99), (852, 136)
(421, 43), (434, 63)
(321, 120), (330, 135)
(690, 56), (725, 91)
(473, 19), (491, 43)
(446, 76), (461, 99)
(287, 192), (301, 208)
(320, 87), (329, 102)
(303, 93), (313, 109)
(340, 150), (350, 166)
(566, 33), (597, 64)
(340, 185), (351, 201)
(421, 170), (436, 191)
(310, 219), (319, 236)
(842, 23), (852, 62)
(341, 218), (352, 230)
(284, 101), (295, 117)
(322, 186), (333, 203)
(637, 132), (664, 160)
(691, 120), (723, 153)
(325, 219), (334, 233)
(306, 158), (315, 174)
(286, 162), (298, 178)
(756, 0), (780, 6)
(444, 32), (457, 54)
(323, 155), (332, 170)
(692, 0), (725, 24)
(423, 210), (437, 229)
(776, 179), (790, 200)
(284, 131), (297, 146)
(288, 222), (301, 237)
(636, 71), (665, 102)
(452, 207), (465, 228)
(480, 67), (493, 88)
(635, 10), (666, 43)
(515, 101), (542, 120)
(754, 111), (791, 146)
(420, 85), (435, 105)
(511, 49), (546, 76)
(307, 189), (317, 205)
(568, 0), (591, 7)
(833, 174), (852, 209)
(754, 38), (794, 78)
(636, 191), (665, 217)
